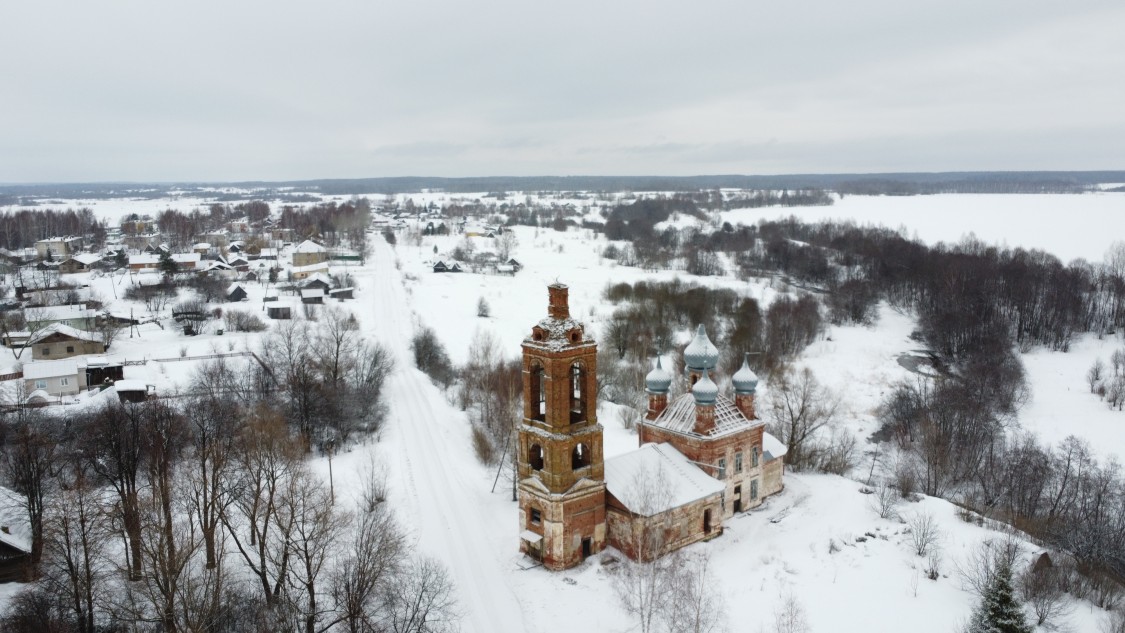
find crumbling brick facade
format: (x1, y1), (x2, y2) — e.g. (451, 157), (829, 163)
(517, 284), (607, 570)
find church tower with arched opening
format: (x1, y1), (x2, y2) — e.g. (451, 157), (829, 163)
(516, 284), (606, 569)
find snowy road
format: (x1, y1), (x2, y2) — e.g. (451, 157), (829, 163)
(359, 239), (532, 633)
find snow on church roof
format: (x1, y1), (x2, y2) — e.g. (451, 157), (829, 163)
(647, 392), (759, 438)
(763, 431), (788, 461)
(605, 443), (725, 516)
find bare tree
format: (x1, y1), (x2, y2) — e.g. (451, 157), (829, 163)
(222, 406), (303, 606)
(956, 536), (1023, 599)
(772, 593), (810, 633)
(1, 412), (60, 579)
(380, 556), (458, 633)
(662, 552), (727, 633)
(612, 465), (678, 633)
(80, 401), (146, 580)
(766, 366), (840, 468)
(869, 482), (899, 520)
(41, 460), (107, 633)
(281, 469), (349, 633)
(1102, 607), (1125, 633)
(331, 503), (406, 633)
(1019, 562), (1073, 628)
(908, 512), (942, 557)
(1089, 358), (1106, 392)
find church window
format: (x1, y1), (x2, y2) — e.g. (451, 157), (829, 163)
(735, 452), (743, 474)
(530, 364), (545, 421)
(570, 362), (587, 422)
(530, 508), (542, 525)
(572, 443), (591, 470)
(751, 479), (759, 500)
(716, 458), (726, 479)
(752, 446), (759, 468)
(529, 444), (544, 471)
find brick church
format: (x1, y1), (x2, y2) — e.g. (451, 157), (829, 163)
(518, 284), (786, 570)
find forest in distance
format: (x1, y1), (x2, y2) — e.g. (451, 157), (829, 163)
(2, 170), (1124, 205)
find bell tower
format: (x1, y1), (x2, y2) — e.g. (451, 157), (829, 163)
(517, 284), (606, 569)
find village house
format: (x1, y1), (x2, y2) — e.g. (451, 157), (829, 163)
(34, 236), (84, 260)
(119, 215), (156, 235)
(290, 261), (329, 280)
(23, 358), (87, 397)
(59, 253), (103, 274)
(123, 233), (163, 251)
(24, 303), (97, 331)
(292, 239), (328, 267)
(301, 273), (332, 292)
(127, 252), (201, 272)
(516, 285), (785, 570)
(27, 324), (107, 360)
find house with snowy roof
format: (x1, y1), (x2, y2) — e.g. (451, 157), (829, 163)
(24, 303), (97, 331)
(516, 284), (786, 571)
(27, 324), (107, 360)
(59, 253), (103, 274)
(0, 486), (32, 582)
(34, 236), (84, 260)
(292, 240), (328, 267)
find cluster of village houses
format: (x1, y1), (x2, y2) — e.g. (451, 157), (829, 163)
(0, 214), (364, 408)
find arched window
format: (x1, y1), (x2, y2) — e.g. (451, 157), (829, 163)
(571, 443), (590, 470)
(530, 364), (545, 421)
(529, 444), (544, 471)
(570, 362), (586, 422)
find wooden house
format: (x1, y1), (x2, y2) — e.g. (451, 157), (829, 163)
(267, 305), (292, 319)
(28, 324), (107, 360)
(226, 283), (248, 302)
(300, 288), (324, 304)
(59, 253), (102, 274)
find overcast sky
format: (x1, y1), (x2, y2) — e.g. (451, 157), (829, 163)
(2, 1), (1123, 183)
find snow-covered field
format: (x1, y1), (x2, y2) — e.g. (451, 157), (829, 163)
(3, 189), (1125, 630)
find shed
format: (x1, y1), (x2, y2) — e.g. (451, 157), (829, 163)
(114, 379), (152, 403)
(0, 487), (32, 582)
(329, 287), (354, 300)
(302, 274), (332, 292)
(226, 283), (248, 302)
(267, 305), (292, 319)
(300, 288), (324, 305)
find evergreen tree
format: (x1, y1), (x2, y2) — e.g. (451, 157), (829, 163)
(967, 560), (1032, 633)
(158, 250), (178, 278)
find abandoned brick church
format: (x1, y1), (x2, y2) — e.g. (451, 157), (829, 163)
(518, 284), (786, 570)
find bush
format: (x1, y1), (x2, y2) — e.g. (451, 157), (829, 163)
(223, 310), (268, 332)
(471, 425), (495, 464)
(412, 326), (455, 387)
(477, 297), (490, 318)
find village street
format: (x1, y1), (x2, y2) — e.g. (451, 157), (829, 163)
(355, 238), (532, 633)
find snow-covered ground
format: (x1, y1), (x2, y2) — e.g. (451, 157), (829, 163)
(720, 192), (1125, 264)
(3, 190), (1125, 630)
(356, 226), (1116, 631)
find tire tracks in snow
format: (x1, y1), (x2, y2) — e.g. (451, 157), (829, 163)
(365, 241), (531, 633)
